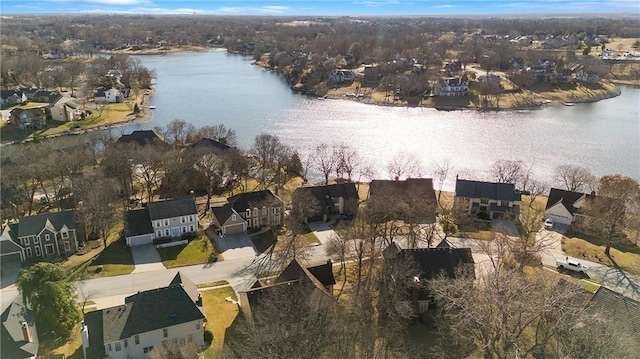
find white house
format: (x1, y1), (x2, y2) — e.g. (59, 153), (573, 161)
(544, 188), (591, 226)
(433, 77), (468, 97)
(49, 95), (80, 122)
(81, 275), (205, 359)
(124, 197), (198, 246)
(94, 88), (122, 103)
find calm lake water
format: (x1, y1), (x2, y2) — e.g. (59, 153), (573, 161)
(128, 49), (640, 189)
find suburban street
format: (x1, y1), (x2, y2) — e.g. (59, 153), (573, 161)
(1, 222), (639, 312)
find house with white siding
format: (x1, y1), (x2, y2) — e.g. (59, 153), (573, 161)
(433, 77), (468, 97)
(124, 197), (198, 246)
(544, 188), (593, 226)
(81, 273), (205, 359)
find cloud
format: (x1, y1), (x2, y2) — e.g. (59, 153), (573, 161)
(12, 5), (43, 9)
(86, 0), (150, 4)
(214, 6), (244, 14)
(353, 0), (400, 7)
(432, 4), (458, 8)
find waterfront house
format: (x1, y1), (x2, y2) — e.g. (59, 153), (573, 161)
(292, 182), (359, 222)
(454, 178), (521, 220)
(124, 197), (198, 246)
(544, 188), (594, 226)
(368, 178), (437, 224)
(433, 77), (468, 97)
(211, 190), (284, 235)
(95, 88), (122, 103)
(116, 130), (168, 147)
(81, 277), (205, 359)
(329, 69), (355, 84)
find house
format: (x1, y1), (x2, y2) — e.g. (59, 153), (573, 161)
(191, 138), (233, 152)
(544, 188), (594, 226)
(124, 197), (198, 246)
(368, 178), (437, 224)
(32, 90), (57, 103)
(0, 224), (25, 265)
(0, 89), (27, 107)
(49, 94), (80, 122)
(433, 77), (468, 97)
(1, 300), (39, 359)
(238, 259), (336, 324)
(382, 242), (474, 317)
(443, 61), (462, 76)
(454, 178), (521, 220)
(329, 69), (355, 84)
(211, 190), (284, 235)
(3, 210), (82, 261)
(583, 287), (640, 349)
(363, 65), (379, 85)
(575, 69), (599, 84)
(477, 74), (501, 84)
(9, 107), (47, 130)
(95, 88), (122, 103)
(554, 69), (574, 84)
(81, 276), (205, 359)
(292, 182), (359, 222)
(116, 130), (168, 147)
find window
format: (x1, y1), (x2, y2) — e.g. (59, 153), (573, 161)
(134, 335), (139, 345)
(25, 248), (32, 257)
(108, 343), (112, 351)
(165, 229), (170, 236)
(35, 247), (41, 256)
(61, 230), (68, 239)
(124, 339), (128, 348)
(196, 322), (201, 330)
(262, 207), (267, 215)
(64, 242), (71, 252)
(34, 236), (39, 244)
(253, 218), (258, 227)
(45, 244), (55, 255)
(143, 346), (154, 353)
(156, 221), (161, 227)
(164, 219), (169, 226)
(190, 215), (194, 222)
(190, 225), (194, 232)
(272, 208), (277, 214)
(182, 226), (187, 233)
(45, 234), (50, 241)
(232, 214), (236, 221)
(253, 208), (258, 217)
(163, 328), (168, 338)
(22, 237), (29, 245)
(157, 230), (162, 237)
(181, 216), (185, 223)
(115, 342), (121, 351)
(246, 209), (251, 218)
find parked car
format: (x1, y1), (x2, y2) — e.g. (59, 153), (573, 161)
(544, 218), (554, 229)
(556, 257), (588, 274)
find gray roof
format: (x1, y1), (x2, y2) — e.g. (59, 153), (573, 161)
(545, 188), (588, 215)
(192, 138), (232, 151)
(116, 130), (167, 147)
(0, 238), (23, 254)
(124, 208), (153, 238)
(1, 300), (38, 358)
(169, 272), (200, 304)
(587, 287), (640, 336)
(212, 203), (234, 225)
(227, 190), (283, 213)
(383, 242), (475, 280)
(455, 179), (521, 202)
(147, 197), (197, 220)
(87, 285), (204, 345)
(17, 211), (76, 238)
(294, 183), (359, 214)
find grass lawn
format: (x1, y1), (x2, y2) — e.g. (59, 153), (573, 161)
(250, 230), (276, 253)
(304, 231), (321, 245)
(201, 287), (240, 359)
(37, 323), (84, 359)
(197, 280), (229, 289)
(562, 231), (640, 275)
(525, 265), (601, 293)
(158, 235), (216, 268)
(455, 221), (493, 241)
(63, 221), (134, 280)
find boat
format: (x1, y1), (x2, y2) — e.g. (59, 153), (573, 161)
(561, 102), (575, 106)
(148, 105), (156, 109)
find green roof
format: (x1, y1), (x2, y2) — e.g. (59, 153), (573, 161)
(17, 211), (76, 238)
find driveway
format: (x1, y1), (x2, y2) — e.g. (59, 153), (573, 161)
(131, 244), (165, 273)
(215, 232), (257, 260)
(0, 260), (22, 289)
(308, 220), (339, 245)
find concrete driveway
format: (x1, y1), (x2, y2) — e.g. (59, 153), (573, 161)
(131, 244), (165, 273)
(0, 260), (22, 289)
(308, 221), (339, 245)
(215, 232), (257, 260)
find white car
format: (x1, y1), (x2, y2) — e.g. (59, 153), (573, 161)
(556, 257), (588, 274)
(544, 218), (554, 229)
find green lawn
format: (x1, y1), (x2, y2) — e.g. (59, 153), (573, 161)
(250, 230), (276, 253)
(305, 231), (321, 245)
(158, 235), (216, 268)
(201, 287), (240, 359)
(37, 323), (84, 359)
(562, 232), (640, 275)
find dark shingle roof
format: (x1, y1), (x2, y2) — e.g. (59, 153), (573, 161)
(90, 285), (204, 344)
(1, 300), (38, 359)
(83, 310), (106, 358)
(0, 238), (23, 254)
(306, 260), (337, 287)
(124, 208), (153, 238)
(212, 204), (234, 225)
(383, 242), (475, 280)
(294, 183), (359, 213)
(455, 179), (521, 202)
(116, 130), (167, 147)
(368, 178), (437, 223)
(227, 190), (283, 212)
(169, 272), (200, 304)
(192, 138), (232, 151)
(587, 287), (640, 336)
(17, 211), (76, 238)
(545, 188), (587, 215)
(147, 197), (197, 221)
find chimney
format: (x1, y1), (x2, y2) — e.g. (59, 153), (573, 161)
(22, 322), (32, 343)
(81, 320), (90, 359)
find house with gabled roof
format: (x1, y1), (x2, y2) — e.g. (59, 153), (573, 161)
(124, 197), (198, 246)
(1, 299), (38, 359)
(382, 242), (475, 317)
(49, 94), (80, 122)
(0, 224), (25, 265)
(116, 130), (168, 147)
(292, 182), (359, 222)
(0, 89), (27, 107)
(9, 107), (47, 130)
(81, 274), (205, 359)
(585, 287), (640, 345)
(0, 210), (81, 261)
(368, 178), (437, 224)
(433, 77), (468, 97)
(238, 259), (336, 324)
(191, 138), (233, 152)
(455, 178), (521, 220)
(544, 188), (594, 226)
(211, 190), (284, 235)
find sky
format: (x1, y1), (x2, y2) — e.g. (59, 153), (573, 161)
(1, 0), (638, 16)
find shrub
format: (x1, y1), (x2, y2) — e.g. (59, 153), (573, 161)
(203, 329), (213, 344)
(152, 237), (171, 245)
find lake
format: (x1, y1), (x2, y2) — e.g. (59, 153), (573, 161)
(127, 49), (640, 189)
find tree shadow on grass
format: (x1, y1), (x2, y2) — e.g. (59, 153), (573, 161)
(566, 229), (640, 255)
(250, 230), (276, 253)
(90, 237), (133, 266)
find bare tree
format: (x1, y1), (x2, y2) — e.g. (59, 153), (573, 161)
(335, 143), (361, 182)
(75, 171), (120, 249)
(313, 143), (338, 185)
(386, 152), (423, 180)
(147, 340), (202, 359)
(554, 165), (597, 192)
(431, 160), (452, 205)
(195, 124), (237, 146)
(163, 119), (196, 146)
(251, 133), (281, 187)
(489, 159), (524, 185)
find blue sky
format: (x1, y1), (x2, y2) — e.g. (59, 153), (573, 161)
(2, 0), (638, 15)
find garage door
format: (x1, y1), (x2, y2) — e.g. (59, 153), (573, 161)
(547, 213), (572, 226)
(1, 252), (22, 264)
(127, 234), (154, 246)
(224, 223), (245, 235)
